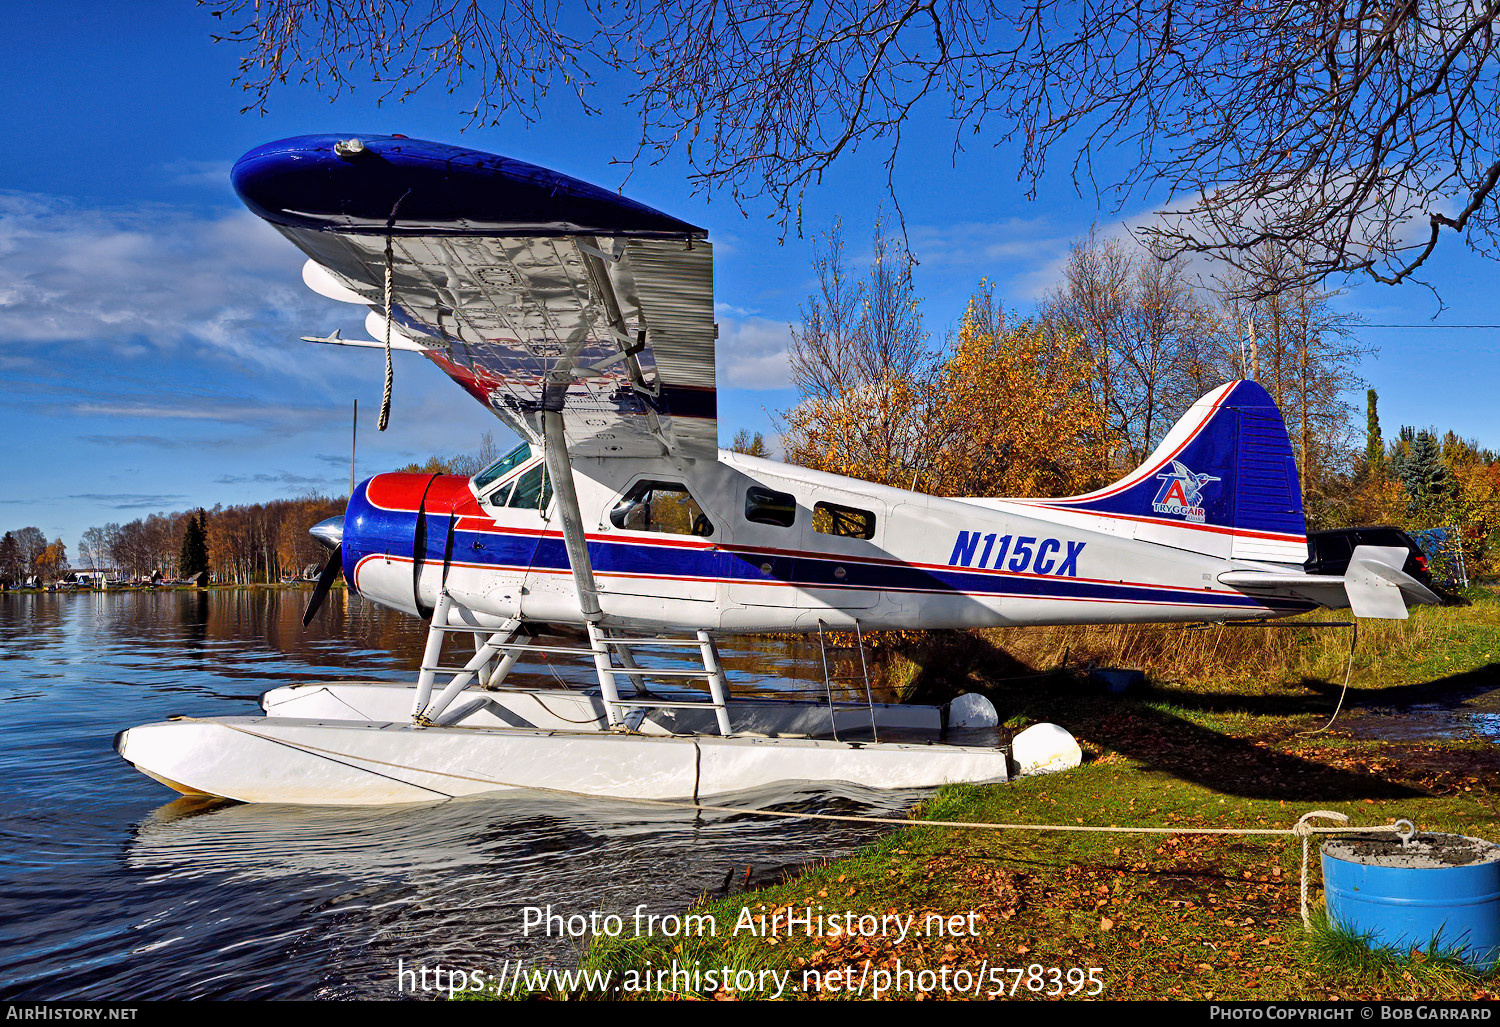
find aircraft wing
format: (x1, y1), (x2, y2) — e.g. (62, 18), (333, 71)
(233, 134), (717, 460)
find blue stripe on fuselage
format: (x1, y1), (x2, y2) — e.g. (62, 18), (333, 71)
(343, 500), (1303, 612)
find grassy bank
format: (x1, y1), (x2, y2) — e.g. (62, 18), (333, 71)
(496, 593), (1500, 1000)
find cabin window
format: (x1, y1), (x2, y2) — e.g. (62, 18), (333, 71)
(472, 442), (533, 493)
(506, 463), (552, 511)
(745, 486), (796, 528)
(813, 501), (875, 540)
(610, 480), (714, 536)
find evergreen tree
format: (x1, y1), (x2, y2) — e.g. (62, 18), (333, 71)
(1399, 428), (1448, 522)
(0, 532), (19, 586)
(178, 514), (208, 577)
(1365, 389), (1383, 478)
(1387, 426), (1415, 489)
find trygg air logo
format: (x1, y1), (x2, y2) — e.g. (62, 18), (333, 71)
(1151, 460), (1220, 524)
(947, 532), (1085, 576)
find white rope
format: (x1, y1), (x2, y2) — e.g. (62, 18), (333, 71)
(173, 715), (1409, 929)
(1300, 619), (1360, 736)
(1295, 810), (1350, 928)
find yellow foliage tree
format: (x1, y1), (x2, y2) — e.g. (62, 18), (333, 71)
(923, 288), (1111, 499)
(783, 275), (1113, 502)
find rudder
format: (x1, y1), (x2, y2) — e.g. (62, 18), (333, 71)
(1030, 381), (1307, 564)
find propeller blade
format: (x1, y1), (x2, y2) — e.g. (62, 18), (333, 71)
(303, 544), (342, 627)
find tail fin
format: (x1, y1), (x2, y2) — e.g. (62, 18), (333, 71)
(1033, 381), (1307, 564)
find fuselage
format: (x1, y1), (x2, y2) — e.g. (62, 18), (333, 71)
(340, 446), (1315, 633)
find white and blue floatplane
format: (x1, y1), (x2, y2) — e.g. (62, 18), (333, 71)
(115, 135), (1438, 806)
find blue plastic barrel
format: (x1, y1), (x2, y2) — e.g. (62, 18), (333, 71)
(1322, 833), (1500, 969)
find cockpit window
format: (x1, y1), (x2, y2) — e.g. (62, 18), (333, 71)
(472, 442), (532, 493)
(506, 463), (552, 511)
(609, 480), (714, 536)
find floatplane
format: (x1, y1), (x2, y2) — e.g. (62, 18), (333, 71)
(115, 135), (1438, 806)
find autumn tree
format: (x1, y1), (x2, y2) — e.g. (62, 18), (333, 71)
(1044, 229), (1227, 468)
(393, 431), (502, 477)
(12, 527), (47, 581)
(925, 286), (1109, 498)
(275, 496), (347, 578)
(781, 218), (939, 487)
(1438, 434), (1500, 574)
(36, 541), (68, 581)
(1215, 244), (1367, 528)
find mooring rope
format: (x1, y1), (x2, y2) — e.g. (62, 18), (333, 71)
(378, 230), (395, 432)
(170, 715), (1410, 929)
(376, 189), (411, 433)
(1299, 619), (1360, 736)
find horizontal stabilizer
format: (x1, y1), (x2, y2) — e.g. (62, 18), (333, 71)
(1344, 544), (1439, 619)
(1219, 544), (1440, 619)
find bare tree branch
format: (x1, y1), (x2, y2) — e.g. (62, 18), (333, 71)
(205, 0), (1500, 290)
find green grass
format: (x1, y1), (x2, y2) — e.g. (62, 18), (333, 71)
(1299, 911), (1490, 997)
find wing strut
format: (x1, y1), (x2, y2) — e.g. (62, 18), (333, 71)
(540, 408), (627, 728)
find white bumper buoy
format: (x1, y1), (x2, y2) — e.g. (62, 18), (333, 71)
(946, 693), (999, 729)
(1010, 723), (1082, 777)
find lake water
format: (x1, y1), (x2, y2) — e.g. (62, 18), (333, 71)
(0, 589), (919, 1000)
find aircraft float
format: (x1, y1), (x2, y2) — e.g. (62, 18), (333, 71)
(115, 135), (1437, 805)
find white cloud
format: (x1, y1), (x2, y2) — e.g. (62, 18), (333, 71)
(715, 315), (793, 389)
(907, 217), (1068, 270)
(164, 160), (237, 190)
(0, 192), (343, 375)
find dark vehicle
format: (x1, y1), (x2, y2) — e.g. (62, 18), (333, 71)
(1304, 525), (1438, 591)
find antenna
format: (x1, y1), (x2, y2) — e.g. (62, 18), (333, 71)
(350, 399), (357, 499)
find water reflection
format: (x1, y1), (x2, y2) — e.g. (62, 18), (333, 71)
(0, 588), (908, 1000)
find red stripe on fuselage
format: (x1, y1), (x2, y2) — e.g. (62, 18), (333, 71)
(351, 552), (1272, 610)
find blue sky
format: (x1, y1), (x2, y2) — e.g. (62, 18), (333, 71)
(4, 5), (1499, 555)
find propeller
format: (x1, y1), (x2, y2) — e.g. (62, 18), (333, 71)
(303, 515), (344, 627)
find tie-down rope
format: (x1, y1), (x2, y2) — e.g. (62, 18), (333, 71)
(377, 189), (412, 432)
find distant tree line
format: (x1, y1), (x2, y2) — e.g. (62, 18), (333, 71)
(72, 499), (344, 585)
(55, 434), (505, 587)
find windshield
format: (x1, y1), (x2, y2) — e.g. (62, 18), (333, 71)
(471, 442), (533, 494)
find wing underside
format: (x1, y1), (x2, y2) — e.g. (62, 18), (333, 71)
(234, 134), (718, 460)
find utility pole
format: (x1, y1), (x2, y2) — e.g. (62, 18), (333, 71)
(1246, 318), (1259, 380)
